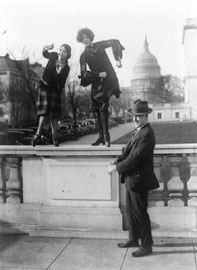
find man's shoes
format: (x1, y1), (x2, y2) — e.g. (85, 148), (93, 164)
(117, 240), (139, 248)
(132, 246), (152, 257)
(91, 138), (105, 146)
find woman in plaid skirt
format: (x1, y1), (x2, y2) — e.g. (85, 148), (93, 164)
(32, 43), (71, 147)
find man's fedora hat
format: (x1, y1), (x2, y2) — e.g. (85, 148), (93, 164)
(128, 100), (152, 115)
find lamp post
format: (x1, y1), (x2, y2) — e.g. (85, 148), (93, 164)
(124, 110), (127, 124)
(124, 110), (133, 124)
(4, 114), (9, 130)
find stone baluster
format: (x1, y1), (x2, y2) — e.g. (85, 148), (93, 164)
(160, 156), (171, 206)
(187, 156), (197, 206)
(0, 157), (5, 203)
(167, 156), (184, 206)
(6, 157), (22, 203)
(149, 161), (164, 206)
(179, 154), (190, 206)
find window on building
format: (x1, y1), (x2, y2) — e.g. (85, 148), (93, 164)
(175, 112), (180, 119)
(157, 113), (162, 119)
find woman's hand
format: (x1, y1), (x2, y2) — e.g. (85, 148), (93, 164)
(99, 72), (107, 78)
(44, 44), (54, 51)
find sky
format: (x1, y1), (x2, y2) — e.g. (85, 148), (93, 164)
(0, 0), (197, 86)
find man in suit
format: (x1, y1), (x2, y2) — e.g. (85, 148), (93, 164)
(108, 100), (159, 257)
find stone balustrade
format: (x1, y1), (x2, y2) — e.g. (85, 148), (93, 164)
(0, 144), (196, 238)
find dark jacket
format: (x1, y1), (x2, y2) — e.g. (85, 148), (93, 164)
(79, 40), (124, 101)
(116, 123), (159, 192)
(42, 50), (70, 93)
(36, 49), (70, 118)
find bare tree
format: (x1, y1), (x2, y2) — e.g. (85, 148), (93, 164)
(0, 49), (41, 126)
(0, 79), (7, 102)
(66, 61), (91, 123)
(66, 78), (80, 127)
(109, 86), (130, 117)
(12, 58), (38, 113)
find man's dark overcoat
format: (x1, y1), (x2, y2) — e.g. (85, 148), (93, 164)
(116, 123), (159, 192)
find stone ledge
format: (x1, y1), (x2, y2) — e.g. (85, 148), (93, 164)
(0, 223), (37, 234)
(30, 227), (128, 239)
(0, 226), (197, 240)
(153, 228), (197, 238)
(30, 227), (197, 239)
(0, 144), (197, 156)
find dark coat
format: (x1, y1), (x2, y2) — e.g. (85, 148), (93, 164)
(79, 40), (124, 111)
(116, 123), (159, 192)
(37, 50), (70, 118)
(42, 51), (70, 92)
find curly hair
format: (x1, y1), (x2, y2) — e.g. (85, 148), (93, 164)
(76, 28), (95, 43)
(60, 44), (71, 59)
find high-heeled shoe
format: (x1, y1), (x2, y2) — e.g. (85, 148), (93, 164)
(105, 141), (111, 147)
(91, 138), (105, 146)
(31, 134), (41, 147)
(52, 138), (59, 147)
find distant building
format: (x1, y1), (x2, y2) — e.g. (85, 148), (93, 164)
(131, 37), (191, 121)
(131, 36), (161, 104)
(182, 18), (197, 119)
(0, 54), (41, 126)
(150, 103), (191, 122)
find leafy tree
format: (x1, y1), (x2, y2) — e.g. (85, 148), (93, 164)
(156, 75), (185, 103)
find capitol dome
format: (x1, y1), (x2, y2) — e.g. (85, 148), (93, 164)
(132, 37), (161, 79)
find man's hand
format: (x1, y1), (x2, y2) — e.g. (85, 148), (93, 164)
(99, 72), (107, 78)
(109, 159), (116, 165)
(108, 164), (117, 174)
(116, 60), (122, 68)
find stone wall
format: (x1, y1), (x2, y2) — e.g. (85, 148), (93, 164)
(0, 144), (197, 238)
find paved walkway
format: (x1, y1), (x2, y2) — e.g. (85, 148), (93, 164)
(0, 234), (197, 270)
(62, 123), (135, 145)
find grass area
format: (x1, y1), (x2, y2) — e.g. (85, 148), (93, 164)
(113, 121), (197, 144)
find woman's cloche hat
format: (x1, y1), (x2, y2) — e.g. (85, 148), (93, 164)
(128, 100), (152, 115)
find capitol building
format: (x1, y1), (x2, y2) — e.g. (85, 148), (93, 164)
(131, 36), (161, 104)
(130, 37), (191, 121)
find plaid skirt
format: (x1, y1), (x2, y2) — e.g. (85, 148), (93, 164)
(37, 81), (62, 118)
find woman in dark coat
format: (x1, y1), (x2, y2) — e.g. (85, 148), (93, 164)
(77, 28), (124, 147)
(32, 43), (71, 147)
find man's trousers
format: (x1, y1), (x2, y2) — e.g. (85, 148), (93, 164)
(126, 190), (153, 248)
